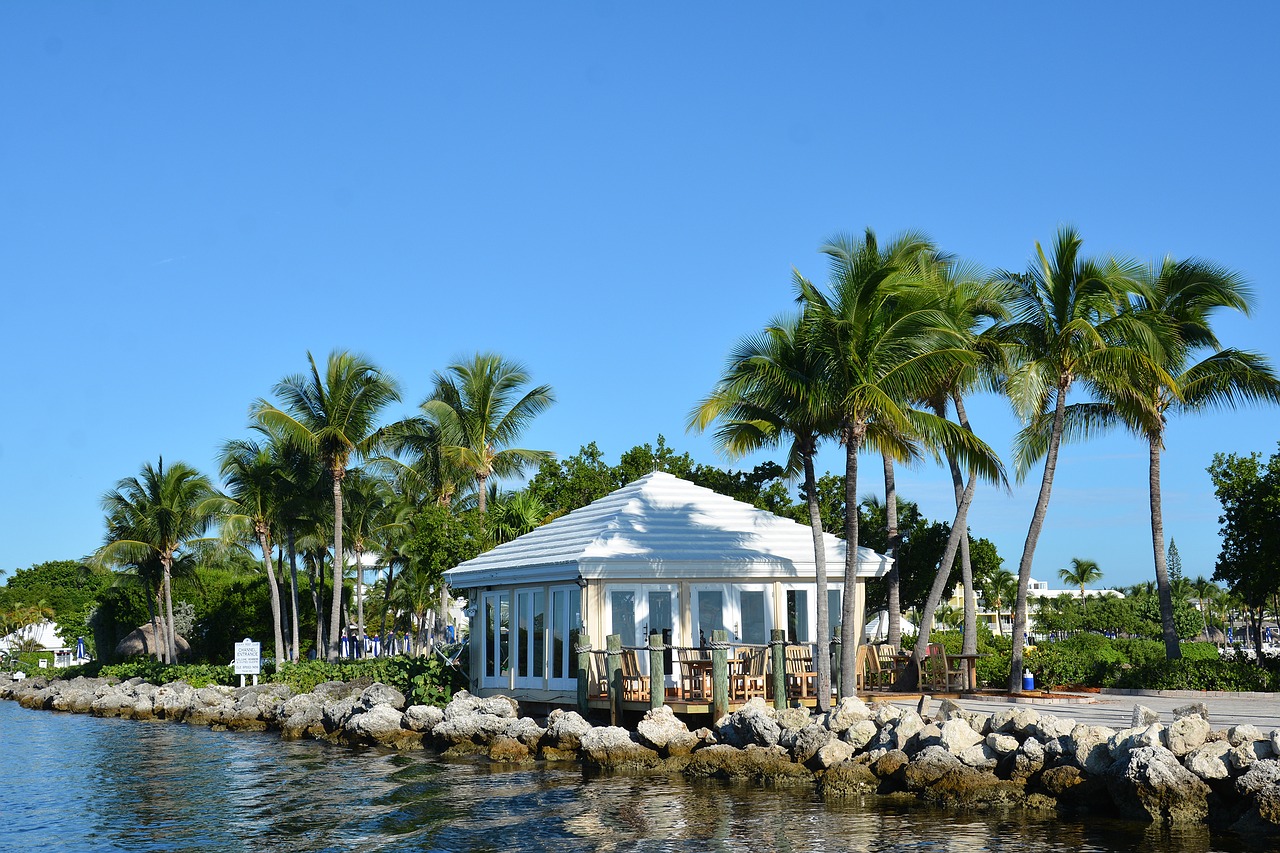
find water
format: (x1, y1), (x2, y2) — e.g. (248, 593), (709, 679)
(0, 701), (1269, 852)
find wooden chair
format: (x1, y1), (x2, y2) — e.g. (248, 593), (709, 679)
(619, 649), (650, 702)
(588, 652), (609, 698)
(677, 647), (711, 700)
(731, 648), (768, 701)
(785, 645), (817, 700)
(925, 643), (966, 692)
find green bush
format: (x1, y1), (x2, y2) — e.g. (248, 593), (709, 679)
(93, 660), (238, 688)
(1179, 642), (1221, 661)
(1026, 633), (1127, 687)
(1116, 659), (1275, 692)
(272, 656), (463, 706)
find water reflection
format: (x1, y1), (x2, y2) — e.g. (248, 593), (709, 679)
(1, 701), (1271, 853)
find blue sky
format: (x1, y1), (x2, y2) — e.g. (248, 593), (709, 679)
(3, 3), (1277, 590)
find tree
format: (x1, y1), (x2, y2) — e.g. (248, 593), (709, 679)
(998, 227), (1148, 691)
(253, 350), (401, 661)
(96, 458), (222, 663)
(800, 228), (1002, 696)
(691, 309), (840, 709)
(1058, 558), (1103, 613)
(982, 568), (1018, 637)
(1167, 540), (1183, 586)
(418, 353), (554, 516)
(218, 436), (288, 664)
(488, 489), (552, 544)
(1207, 445), (1280, 654)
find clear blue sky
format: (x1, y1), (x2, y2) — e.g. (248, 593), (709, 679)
(3, 3), (1277, 590)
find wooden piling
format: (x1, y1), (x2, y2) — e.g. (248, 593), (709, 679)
(574, 629), (589, 716)
(711, 625), (732, 717)
(648, 631), (663, 710)
(770, 629), (786, 710)
(606, 633), (622, 726)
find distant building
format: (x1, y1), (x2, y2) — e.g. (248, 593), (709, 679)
(945, 577), (1125, 637)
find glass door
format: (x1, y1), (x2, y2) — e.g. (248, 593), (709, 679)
(481, 590), (510, 688)
(547, 585), (581, 690)
(512, 589), (546, 688)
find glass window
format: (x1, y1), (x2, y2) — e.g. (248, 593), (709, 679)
(697, 590), (724, 644)
(611, 590), (636, 646)
(787, 589), (810, 643)
(828, 589), (843, 632)
(533, 590), (545, 678)
(741, 590), (766, 644)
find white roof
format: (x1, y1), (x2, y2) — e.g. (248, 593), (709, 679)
(0, 620), (68, 652)
(445, 471), (892, 587)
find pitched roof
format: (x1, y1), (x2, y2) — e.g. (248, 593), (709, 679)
(445, 471), (892, 586)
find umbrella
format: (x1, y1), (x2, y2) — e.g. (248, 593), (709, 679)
(76, 636), (86, 659)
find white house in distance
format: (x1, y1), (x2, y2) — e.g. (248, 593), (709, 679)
(945, 577), (1126, 637)
(444, 471), (893, 706)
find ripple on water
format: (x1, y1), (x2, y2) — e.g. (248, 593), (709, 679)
(1, 701), (1272, 853)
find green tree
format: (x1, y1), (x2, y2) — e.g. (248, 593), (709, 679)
(982, 568), (1018, 637)
(691, 310), (840, 709)
(998, 227), (1149, 691)
(527, 442), (620, 517)
(800, 228), (1001, 696)
(419, 353), (554, 515)
(1167, 540), (1183, 585)
(96, 458), (222, 663)
(1207, 445), (1280, 653)
(254, 350), (401, 661)
(1058, 557), (1104, 613)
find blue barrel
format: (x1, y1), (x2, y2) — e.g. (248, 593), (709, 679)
(1022, 671), (1035, 691)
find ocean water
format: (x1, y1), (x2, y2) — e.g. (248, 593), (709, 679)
(0, 700), (1268, 852)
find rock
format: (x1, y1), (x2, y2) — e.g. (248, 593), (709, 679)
(543, 709), (592, 752)
(870, 749), (910, 780)
(1232, 760), (1280, 833)
(790, 723), (834, 764)
(1132, 704), (1161, 728)
(1106, 746), (1210, 824)
(840, 719), (878, 751)
(813, 737), (856, 769)
(279, 693), (326, 739)
(1028, 715), (1076, 742)
(432, 710), (509, 747)
(636, 706), (697, 756)
(1183, 740), (1233, 781)
(775, 707), (811, 733)
(1068, 724), (1117, 774)
(876, 711), (923, 753)
(902, 745), (964, 791)
(359, 683), (405, 711)
(1229, 740), (1276, 772)
(322, 695), (362, 732)
(1236, 759), (1280, 796)
(503, 717), (546, 747)
(478, 696), (519, 718)
(1109, 724), (1164, 760)
(1013, 737), (1046, 780)
(871, 702), (904, 726)
(152, 682), (196, 720)
(684, 744), (812, 786)
(1037, 765), (1108, 809)
(956, 743), (998, 771)
(1165, 715), (1210, 758)
(991, 707), (1040, 737)
(818, 759), (877, 797)
(1173, 702), (1209, 722)
(825, 697), (870, 732)
(346, 704), (411, 745)
(487, 736), (533, 763)
(442, 691), (483, 720)
(1228, 724), (1265, 746)
(938, 719), (983, 754)
(579, 726), (661, 770)
(718, 703), (781, 748)
(936, 698), (965, 721)
(986, 733), (1020, 757)
(403, 704), (444, 734)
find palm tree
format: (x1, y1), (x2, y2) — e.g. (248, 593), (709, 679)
(982, 568), (1017, 637)
(997, 227), (1150, 691)
(415, 353), (554, 515)
(218, 436), (287, 664)
(1099, 257), (1280, 658)
(96, 458), (222, 663)
(253, 351), (401, 661)
(800, 228), (1004, 696)
(489, 489), (553, 544)
(1058, 557), (1103, 613)
(691, 308), (840, 710)
(342, 470), (407, 644)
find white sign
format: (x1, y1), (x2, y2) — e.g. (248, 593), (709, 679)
(234, 638), (261, 675)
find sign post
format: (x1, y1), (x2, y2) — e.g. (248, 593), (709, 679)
(234, 638), (261, 687)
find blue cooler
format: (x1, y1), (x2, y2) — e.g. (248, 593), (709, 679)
(1023, 672), (1035, 691)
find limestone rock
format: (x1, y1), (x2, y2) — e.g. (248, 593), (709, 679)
(1183, 740), (1233, 781)
(1013, 737), (1046, 780)
(403, 704), (444, 734)
(543, 709), (592, 752)
(346, 703), (410, 744)
(1172, 702), (1209, 722)
(580, 726), (661, 769)
(986, 733), (1020, 757)
(359, 683), (405, 711)
(840, 719), (879, 751)
(1229, 739), (1276, 772)
(938, 719), (983, 754)
(818, 759), (877, 797)
(718, 703), (781, 748)
(1132, 704), (1161, 728)
(1106, 746), (1210, 824)
(637, 706), (697, 755)
(956, 743), (998, 771)
(1109, 724), (1164, 760)
(789, 723), (833, 764)
(1228, 724), (1264, 746)
(503, 717), (546, 747)
(1165, 715), (1210, 758)
(813, 737), (856, 769)
(826, 697), (871, 732)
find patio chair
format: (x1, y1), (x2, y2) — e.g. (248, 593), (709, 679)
(619, 649), (650, 702)
(588, 652), (609, 699)
(731, 648), (768, 701)
(676, 647), (712, 701)
(925, 643), (966, 692)
(784, 645), (817, 700)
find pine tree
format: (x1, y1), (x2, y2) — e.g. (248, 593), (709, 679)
(1167, 539), (1183, 585)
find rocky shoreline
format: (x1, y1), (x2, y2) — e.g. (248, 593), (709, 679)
(4, 675), (1278, 835)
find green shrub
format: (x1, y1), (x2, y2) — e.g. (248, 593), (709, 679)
(1116, 659), (1275, 692)
(94, 659), (237, 688)
(1179, 642), (1221, 661)
(272, 656), (463, 706)
(1026, 633), (1126, 687)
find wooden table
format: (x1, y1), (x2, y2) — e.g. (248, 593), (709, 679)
(946, 653), (985, 691)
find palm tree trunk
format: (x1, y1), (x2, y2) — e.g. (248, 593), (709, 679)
(803, 448), (832, 712)
(329, 471), (345, 662)
(898, 470), (978, 691)
(312, 552), (325, 658)
(257, 528), (285, 665)
(1010, 381), (1069, 693)
(949, 394), (979, 656)
(379, 562), (395, 645)
(161, 555), (177, 664)
(839, 426), (865, 699)
(1149, 436), (1182, 659)
(477, 472), (488, 514)
(882, 454), (902, 650)
(288, 529), (301, 663)
(146, 590), (162, 663)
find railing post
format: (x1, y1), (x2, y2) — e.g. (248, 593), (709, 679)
(606, 634), (622, 726)
(648, 631), (664, 710)
(830, 625), (842, 701)
(770, 629), (786, 710)
(710, 629), (729, 720)
(574, 630), (590, 716)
